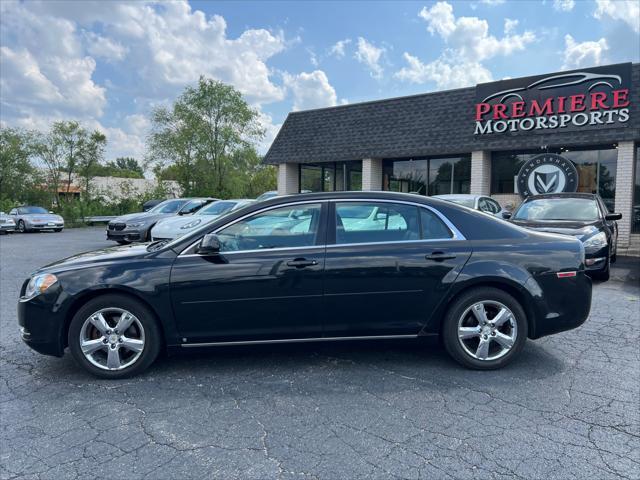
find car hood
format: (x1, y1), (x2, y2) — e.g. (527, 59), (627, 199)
(511, 220), (602, 241)
(22, 213), (63, 221)
(38, 243), (154, 274)
(155, 215), (202, 229)
(111, 212), (173, 224)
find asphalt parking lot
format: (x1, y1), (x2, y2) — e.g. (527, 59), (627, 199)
(1, 228), (638, 480)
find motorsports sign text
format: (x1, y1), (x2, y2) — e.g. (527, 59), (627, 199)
(474, 63), (632, 136)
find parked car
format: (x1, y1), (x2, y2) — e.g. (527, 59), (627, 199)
(0, 212), (16, 234)
(151, 199), (254, 241)
(142, 198), (165, 212)
(106, 198), (216, 244)
(256, 191), (278, 202)
(18, 191), (592, 379)
(505, 193), (620, 281)
(9, 206), (64, 232)
(434, 194), (505, 217)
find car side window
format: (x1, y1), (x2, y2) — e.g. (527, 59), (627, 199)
(216, 203), (322, 252)
(9, 209), (17, 215)
(420, 208), (453, 239)
(335, 202), (421, 244)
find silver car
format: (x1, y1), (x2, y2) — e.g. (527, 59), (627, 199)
(433, 194), (506, 217)
(9, 206), (64, 232)
(0, 212), (16, 234)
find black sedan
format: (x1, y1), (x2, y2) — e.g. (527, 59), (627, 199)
(506, 193), (621, 281)
(18, 192), (592, 379)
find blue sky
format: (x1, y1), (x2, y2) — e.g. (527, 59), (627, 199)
(1, 0), (638, 161)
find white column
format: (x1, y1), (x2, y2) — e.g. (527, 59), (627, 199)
(277, 163), (299, 195)
(614, 141), (636, 248)
(362, 158), (382, 191)
(470, 150), (491, 195)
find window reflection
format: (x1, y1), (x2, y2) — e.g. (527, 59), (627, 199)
(382, 156), (471, 196)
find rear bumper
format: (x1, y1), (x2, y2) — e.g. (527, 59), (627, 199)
(527, 271), (592, 339)
(0, 224), (15, 232)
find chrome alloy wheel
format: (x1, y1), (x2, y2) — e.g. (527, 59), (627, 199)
(79, 308), (145, 371)
(457, 300), (517, 361)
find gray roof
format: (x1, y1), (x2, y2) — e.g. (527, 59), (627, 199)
(263, 63), (640, 165)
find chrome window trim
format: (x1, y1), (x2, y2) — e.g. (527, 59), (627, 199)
(331, 198), (466, 241)
(178, 197), (466, 257)
(179, 200), (327, 256)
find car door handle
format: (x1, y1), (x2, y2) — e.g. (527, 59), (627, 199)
(286, 258), (318, 268)
(425, 252), (456, 261)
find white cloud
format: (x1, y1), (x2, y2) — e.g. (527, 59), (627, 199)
(84, 32), (128, 61)
(395, 53), (492, 88)
(418, 2), (535, 62)
(480, 0), (506, 5)
(283, 70), (337, 111)
(504, 18), (518, 35)
(354, 37), (385, 79)
(594, 0), (640, 33)
(329, 38), (351, 58)
(553, 0), (575, 12)
(396, 2), (534, 89)
(562, 34), (608, 69)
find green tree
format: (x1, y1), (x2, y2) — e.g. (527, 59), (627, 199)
(0, 128), (46, 206)
(111, 157), (144, 176)
(77, 130), (107, 197)
(147, 77), (264, 197)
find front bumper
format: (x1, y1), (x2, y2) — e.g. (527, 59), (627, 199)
(106, 227), (146, 242)
(28, 222), (64, 230)
(18, 292), (66, 357)
(584, 246), (609, 273)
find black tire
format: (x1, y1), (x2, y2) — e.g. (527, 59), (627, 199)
(442, 287), (528, 370)
(17, 220), (27, 233)
(68, 294), (162, 379)
(54, 228), (63, 232)
(116, 240), (130, 245)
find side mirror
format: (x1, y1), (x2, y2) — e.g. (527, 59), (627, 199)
(501, 212), (512, 219)
(605, 213), (622, 221)
(197, 233), (221, 255)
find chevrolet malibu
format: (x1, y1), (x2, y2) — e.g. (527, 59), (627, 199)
(19, 192), (592, 379)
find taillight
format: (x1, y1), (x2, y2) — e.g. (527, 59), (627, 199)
(557, 271), (577, 278)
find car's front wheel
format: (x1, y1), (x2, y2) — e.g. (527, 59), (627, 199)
(442, 287), (528, 370)
(68, 294), (161, 379)
(17, 220), (27, 233)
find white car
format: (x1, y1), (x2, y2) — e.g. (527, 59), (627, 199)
(150, 199), (254, 241)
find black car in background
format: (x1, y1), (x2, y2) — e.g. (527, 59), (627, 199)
(506, 193), (620, 281)
(19, 191), (592, 379)
(142, 198), (165, 212)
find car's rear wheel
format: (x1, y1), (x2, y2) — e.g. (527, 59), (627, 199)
(68, 294), (161, 379)
(442, 287), (528, 370)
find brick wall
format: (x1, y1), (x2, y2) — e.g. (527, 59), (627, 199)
(614, 141), (636, 247)
(277, 163), (299, 195)
(470, 151), (491, 195)
(362, 158), (383, 191)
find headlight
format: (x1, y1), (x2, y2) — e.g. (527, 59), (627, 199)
(180, 219), (202, 229)
(126, 222), (144, 228)
(24, 273), (58, 299)
(583, 231), (607, 251)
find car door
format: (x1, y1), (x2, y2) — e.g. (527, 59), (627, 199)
(170, 202), (327, 343)
(322, 200), (472, 337)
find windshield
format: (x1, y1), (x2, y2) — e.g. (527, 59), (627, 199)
(21, 206), (49, 214)
(149, 199), (187, 214)
(514, 198), (600, 222)
(196, 201), (237, 216)
(445, 198), (475, 208)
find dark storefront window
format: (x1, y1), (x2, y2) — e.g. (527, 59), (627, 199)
(633, 144), (640, 233)
(382, 156), (471, 196)
(300, 162), (362, 192)
(491, 145), (618, 211)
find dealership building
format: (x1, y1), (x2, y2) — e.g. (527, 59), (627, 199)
(264, 63), (640, 254)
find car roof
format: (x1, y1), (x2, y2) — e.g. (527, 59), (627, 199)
(525, 192), (598, 201)
(433, 194), (481, 200)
